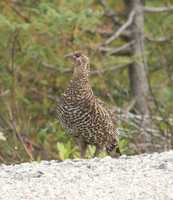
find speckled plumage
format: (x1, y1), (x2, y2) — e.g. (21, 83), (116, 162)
(57, 52), (118, 157)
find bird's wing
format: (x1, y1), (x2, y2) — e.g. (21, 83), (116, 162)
(96, 98), (116, 124)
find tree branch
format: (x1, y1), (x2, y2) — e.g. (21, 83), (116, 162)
(144, 6), (173, 13)
(99, 41), (133, 55)
(102, 10), (135, 45)
(145, 35), (171, 43)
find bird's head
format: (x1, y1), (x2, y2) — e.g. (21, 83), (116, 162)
(65, 51), (90, 77)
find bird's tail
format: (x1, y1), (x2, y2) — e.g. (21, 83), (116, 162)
(106, 142), (121, 157)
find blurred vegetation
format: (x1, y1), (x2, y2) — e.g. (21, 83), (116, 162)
(0, 0), (173, 164)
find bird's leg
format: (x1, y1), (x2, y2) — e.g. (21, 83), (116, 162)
(79, 141), (87, 158)
(76, 137), (87, 158)
(93, 145), (102, 157)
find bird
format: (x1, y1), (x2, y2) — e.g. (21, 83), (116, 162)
(56, 51), (119, 158)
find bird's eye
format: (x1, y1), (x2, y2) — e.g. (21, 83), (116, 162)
(75, 53), (80, 58)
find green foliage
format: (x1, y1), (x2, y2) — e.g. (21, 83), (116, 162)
(57, 141), (77, 160)
(0, 0), (173, 163)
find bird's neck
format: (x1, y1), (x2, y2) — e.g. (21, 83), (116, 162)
(64, 71), (93, 100)
(71, 73), (91, 90)
(63, 62), (94, 100)
(71, 62), (90, 87)
(73, 62), (89, 79)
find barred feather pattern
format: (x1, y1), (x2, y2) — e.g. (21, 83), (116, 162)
(56, 53), (118, 154)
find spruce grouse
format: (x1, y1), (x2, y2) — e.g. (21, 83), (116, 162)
(56, 52), (119, 158)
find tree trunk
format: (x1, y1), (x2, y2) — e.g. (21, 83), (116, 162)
(127, 0), (150, 115)
(125, 0), (153, 152)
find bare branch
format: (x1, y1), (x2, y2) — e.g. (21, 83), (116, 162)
(115, 107), (173, 125)
(5, 103), (34, 161)
(85, 29), (131, 41)
(103, 10), (135, 45)
(114, 107), (173, 151)
(99, 41), (133, 55)
(144, 6), (173, 13)
(145, 35), (171, 43)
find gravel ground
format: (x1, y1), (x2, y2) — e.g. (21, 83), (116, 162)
(0, 151), (173, 200)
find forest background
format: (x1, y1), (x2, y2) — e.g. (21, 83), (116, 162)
(0, 0), (173, 163)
